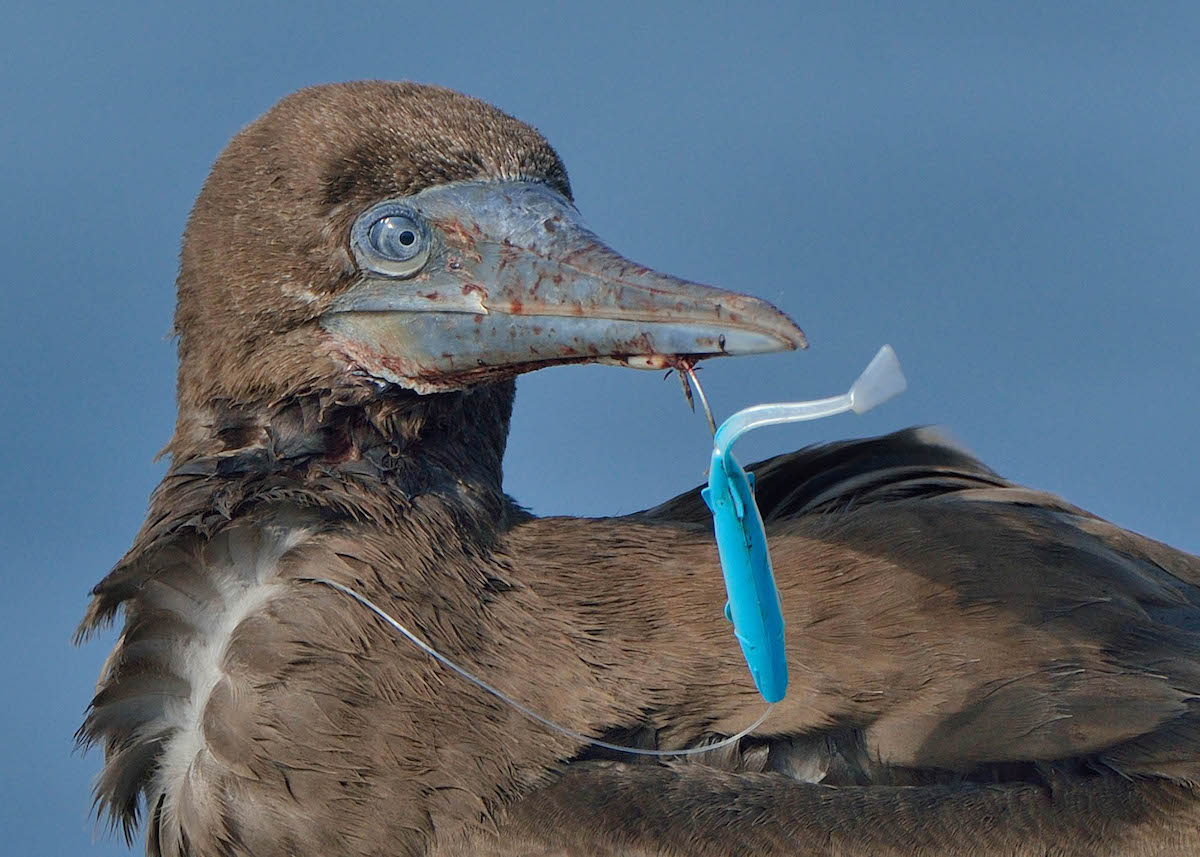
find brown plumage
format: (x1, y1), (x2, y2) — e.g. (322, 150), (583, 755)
(79, 81), (1200, 856)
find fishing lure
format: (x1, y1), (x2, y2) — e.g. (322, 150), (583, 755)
(701, 345), (907, 702)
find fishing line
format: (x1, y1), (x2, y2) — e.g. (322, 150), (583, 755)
(308, 577), (774, 757)
(307, 348), (902, 746)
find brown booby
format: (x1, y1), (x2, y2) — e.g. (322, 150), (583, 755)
(79, 81), (1200, 857)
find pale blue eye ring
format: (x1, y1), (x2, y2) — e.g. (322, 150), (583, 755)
(351, 202), (431, 277)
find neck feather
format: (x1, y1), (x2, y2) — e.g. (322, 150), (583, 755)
(170, 380), (515, 501)
(79, 381), (520, 639)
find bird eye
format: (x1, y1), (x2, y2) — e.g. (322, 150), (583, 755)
(351, 203), (431, 278)
(369, 216), (420, 258)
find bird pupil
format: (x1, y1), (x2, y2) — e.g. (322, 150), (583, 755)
(399, 230), (415, 246)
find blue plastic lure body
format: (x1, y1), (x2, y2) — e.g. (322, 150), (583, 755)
(702, 452), (787, 702)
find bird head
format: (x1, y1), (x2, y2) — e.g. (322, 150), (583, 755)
(174, 81), (804, 419)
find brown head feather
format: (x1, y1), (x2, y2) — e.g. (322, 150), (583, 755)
(172, 81), (568, 451)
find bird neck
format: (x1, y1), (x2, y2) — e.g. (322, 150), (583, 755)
(161, 380), (519, 535)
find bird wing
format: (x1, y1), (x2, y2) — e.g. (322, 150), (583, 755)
(491, 760), (1200, 857)
(632, 428), (1200, 783)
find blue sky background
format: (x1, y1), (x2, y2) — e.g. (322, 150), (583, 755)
(2, 2), (1197, 854)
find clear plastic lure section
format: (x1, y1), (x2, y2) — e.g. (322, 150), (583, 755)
(714, 345), (906, 458)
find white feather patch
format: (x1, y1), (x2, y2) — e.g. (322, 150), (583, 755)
(153, 513), (311, 826)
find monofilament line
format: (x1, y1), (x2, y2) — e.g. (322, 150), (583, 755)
(308, 577), (773, 757)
